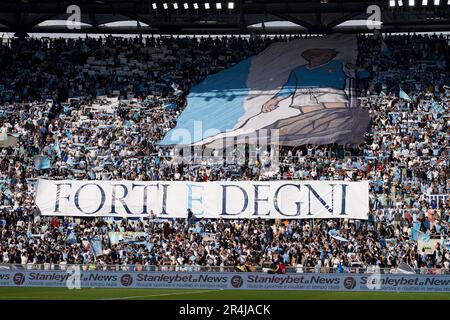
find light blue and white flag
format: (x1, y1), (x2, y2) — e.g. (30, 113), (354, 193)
(89, 236), (103, 256)
(164, 102), (177, 111)
(2, 187), (12, 199)
(161, 34), (369, 147)
(421, 230), (431, 243)
(80, 43), (91, 53)
(53, 141), (61, 157)
(411, 221), (421, 241)
(66, 157), (74, 166)
(357, 70), (370, 79)
(65, 231), (77, 244)
(0, 133), (18, 148)
(108, 232), (147, 245)
(33, 49), (46, 61)
(431, 100), (445, 117)
(397, 262), (416, 274)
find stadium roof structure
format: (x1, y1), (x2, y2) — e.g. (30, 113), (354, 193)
(0, 0), (450, 36)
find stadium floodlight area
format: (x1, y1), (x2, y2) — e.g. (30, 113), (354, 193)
(409, 0), (415, 5)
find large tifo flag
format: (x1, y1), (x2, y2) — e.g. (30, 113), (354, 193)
(160, 34), (370, 147)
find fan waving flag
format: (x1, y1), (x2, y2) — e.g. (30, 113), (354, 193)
(328, 229), (349, 242)
(160, 34), (369, 147)
(34, 156), (51, 170)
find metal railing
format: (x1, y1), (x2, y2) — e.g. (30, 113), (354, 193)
(1, 263), (449, 275)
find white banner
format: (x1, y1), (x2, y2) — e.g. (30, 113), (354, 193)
(35, 179), (369, 219)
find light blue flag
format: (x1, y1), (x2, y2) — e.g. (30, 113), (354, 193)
(33, 49), (46, 61)
(431, 101), (445, 117)
(381, 40), (391, 57)
(66, 231), (77, 244)
(164, 102), (177, 111)
(123, 120), (132, 129)
(399, 88), (412, 101)
(328, 229), (349, 242)
(53, 141), (61, 157)
(66, 157), (74, 166)
(357, 70), (370, 79)
(108, 233), (121, 245)
(80, 43), (91, 53)
(421, 230), (430, 243)
(411, 222), (421, 241)
(98, 124), (115, 129)
(3, 187), (12, 199)
(160, 34), (369, 147)
(89, 236), (103, 256)
(34, 156), (51, 170)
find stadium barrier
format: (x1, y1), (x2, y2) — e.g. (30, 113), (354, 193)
(0, 268), (449, 292)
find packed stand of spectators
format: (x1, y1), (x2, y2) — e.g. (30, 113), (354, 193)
(0, 33), (449, 273)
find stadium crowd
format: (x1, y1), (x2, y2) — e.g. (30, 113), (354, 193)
(0, 33), (449, 273)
